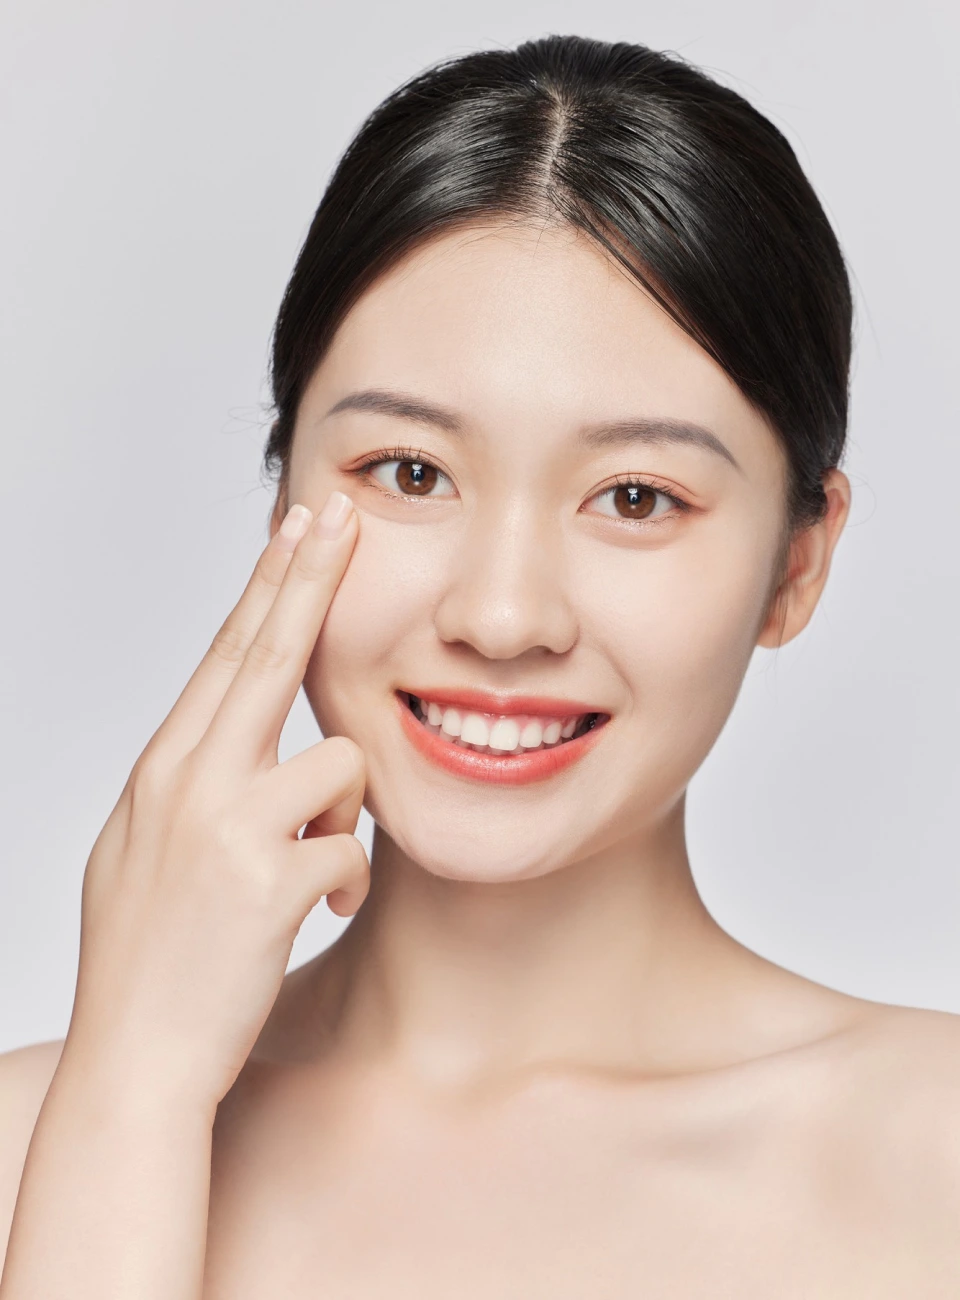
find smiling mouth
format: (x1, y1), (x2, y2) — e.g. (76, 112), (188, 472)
(400, 691), (608, 757)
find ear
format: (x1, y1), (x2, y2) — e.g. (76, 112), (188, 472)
(757, 468), (851, 649)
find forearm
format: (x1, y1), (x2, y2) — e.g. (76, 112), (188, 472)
(0, 1049), (216, 1300)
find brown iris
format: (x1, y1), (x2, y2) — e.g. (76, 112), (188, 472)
(396, 461), (439, 495)
(613, 484), (657, 519)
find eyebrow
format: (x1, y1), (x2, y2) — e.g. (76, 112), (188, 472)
(324, 388), (742, 473)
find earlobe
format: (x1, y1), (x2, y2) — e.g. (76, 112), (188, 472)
(756, 469), (852, 650)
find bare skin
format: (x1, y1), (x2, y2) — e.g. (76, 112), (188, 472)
(205, 992), (960, 1298)
(4, 998), (960, 1297)
(2, 219), (958, 1295)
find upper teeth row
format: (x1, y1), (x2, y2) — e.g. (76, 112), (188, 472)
(413, 696), (583, 752)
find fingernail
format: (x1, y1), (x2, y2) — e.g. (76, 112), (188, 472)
(314, 490), (353, 538)
(277, 503), (312, 548)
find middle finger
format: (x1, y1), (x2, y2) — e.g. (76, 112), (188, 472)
(198, 491), (358, 770)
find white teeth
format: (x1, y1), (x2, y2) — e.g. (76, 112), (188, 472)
(409, 695), (598, 756)
(440, 707), (462, 738)
(519, 719), (543, 748)
(488, 717), (521, 752)
(460, 712), (491, 746)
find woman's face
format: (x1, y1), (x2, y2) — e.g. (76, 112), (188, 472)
(278, 220), (800, 882)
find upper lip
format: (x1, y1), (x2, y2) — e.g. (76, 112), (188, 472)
(399, 687), (608, 718)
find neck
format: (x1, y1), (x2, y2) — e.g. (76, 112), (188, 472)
(288, 796), (815, 1088)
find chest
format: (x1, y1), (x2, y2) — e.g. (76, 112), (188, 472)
(199, 1078), (951, 1299)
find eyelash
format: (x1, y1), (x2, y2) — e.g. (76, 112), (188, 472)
(348, 445), (691, 526)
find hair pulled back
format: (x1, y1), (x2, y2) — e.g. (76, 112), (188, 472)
(263, 34), (853, 541)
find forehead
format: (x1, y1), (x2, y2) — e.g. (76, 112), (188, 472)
(300, 220), (776, 465)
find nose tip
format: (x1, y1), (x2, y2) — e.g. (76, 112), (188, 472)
(433, 513), (579, 659)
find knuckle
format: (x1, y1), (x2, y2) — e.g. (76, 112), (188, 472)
(242, 633), (292, 679)
(126, 748), (171, 808)
(322, 735), (365, 787)
(208, 620), (249, 668)
(253, 547), (285, 591)
(331, 833), (369, 881)
(354, 842), (372, 881)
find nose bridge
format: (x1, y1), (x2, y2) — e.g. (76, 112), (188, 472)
(433, 493), (578, 659)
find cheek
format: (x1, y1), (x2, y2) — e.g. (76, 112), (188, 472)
(567, 534), (772, 828)
(584, 527), (773, 726)
(301, 518), (442, 730)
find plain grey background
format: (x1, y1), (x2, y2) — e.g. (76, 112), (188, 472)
(1, 0), (957, 1054)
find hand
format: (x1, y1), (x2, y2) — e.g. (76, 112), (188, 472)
(62, 490), (369, 1110)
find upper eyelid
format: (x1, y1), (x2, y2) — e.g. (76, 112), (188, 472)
(599, 472), (688, 504)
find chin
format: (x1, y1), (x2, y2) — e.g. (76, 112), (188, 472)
(370, 809), (584, 885)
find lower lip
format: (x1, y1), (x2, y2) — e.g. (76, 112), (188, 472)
(394, 692), (610, 786)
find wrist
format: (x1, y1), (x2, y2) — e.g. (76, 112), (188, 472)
(51, 1030), (220, 1127)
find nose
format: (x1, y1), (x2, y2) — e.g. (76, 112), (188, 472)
(432, 496), (579, 660)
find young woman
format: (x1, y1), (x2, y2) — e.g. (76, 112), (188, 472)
(1, 33), (958, 1299)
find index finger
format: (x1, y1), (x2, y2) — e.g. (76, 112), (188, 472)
(197, 490), (358, 768)
(138, 501), (315, 768)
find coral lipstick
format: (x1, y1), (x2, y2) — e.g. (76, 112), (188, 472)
(394, 690), (610, 786)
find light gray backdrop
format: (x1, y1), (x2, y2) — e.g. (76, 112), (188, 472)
(2, 0), (957, 1052)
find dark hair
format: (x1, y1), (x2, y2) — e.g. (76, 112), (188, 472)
(263, 34), (852, 565)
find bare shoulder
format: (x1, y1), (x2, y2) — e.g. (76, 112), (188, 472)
(847, 1002), (960, 1096)
(839, 1003), (960, 1196)
(0, 1039), (66, 1254)
(0, 1037), (65, 1122)
(0, 1037), (66, 1114)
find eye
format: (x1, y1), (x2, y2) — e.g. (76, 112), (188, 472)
(351, 447), (455, 499)
(586, 476), (690, 526)
(349, 450), (690, 526)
